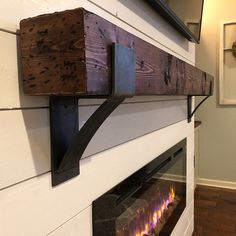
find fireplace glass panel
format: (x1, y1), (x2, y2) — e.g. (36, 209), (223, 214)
(93, 139), (186, 236)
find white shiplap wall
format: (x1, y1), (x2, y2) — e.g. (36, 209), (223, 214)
(0, 0), (195, 235)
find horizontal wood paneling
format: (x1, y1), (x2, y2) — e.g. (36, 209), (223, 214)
(0, 99), (186, 189)
(48, 207), (92, 236)
(87, 0), (195, 63)
(0, 0), (194, 190)
(0, 1), (195, 235)
(0, 109), (50, 189)
(0, 0), (194, 61)
(0, 120), (193, 236)
(79, 99), (187, 157)
(79, 96), (186, 106)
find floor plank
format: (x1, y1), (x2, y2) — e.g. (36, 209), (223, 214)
(193, 185), (236, 236)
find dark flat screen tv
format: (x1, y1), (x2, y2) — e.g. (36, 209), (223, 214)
(146, 0), (204, 43)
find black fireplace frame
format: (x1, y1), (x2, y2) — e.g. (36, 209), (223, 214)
(92, 138), (187, 236)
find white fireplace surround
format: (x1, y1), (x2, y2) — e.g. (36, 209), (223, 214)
(0, 116), (194, 236)
(61, 119), (195, 236)
(0, 0), (195, 235)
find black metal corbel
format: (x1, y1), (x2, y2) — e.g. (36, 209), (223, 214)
(50, 43), (136, 186)
(187, 95), (210, 123)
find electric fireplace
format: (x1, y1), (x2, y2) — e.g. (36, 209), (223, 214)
(93, 139), (186, 236)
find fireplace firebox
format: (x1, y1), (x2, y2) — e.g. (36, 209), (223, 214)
(93, 139), (186, 236)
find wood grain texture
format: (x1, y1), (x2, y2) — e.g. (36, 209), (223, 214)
(20, 8), (214, 96)
(20, 9), (86, 95)
(0, 31), (48, 108)
(193, 185), (236, 236)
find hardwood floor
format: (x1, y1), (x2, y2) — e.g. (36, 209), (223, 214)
(193, 185), (236, 236)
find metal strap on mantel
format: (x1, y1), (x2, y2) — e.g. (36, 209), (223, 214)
(50, 43), (136, 186)
(50, 42), (212, 186)
(187, 95), (210, 123)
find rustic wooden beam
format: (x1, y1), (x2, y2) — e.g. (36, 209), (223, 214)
(20, 8), (213, 96)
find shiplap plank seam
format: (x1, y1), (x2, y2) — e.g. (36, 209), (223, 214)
(0, 99), (186, 190)
(0, 98), (187, 111)
(1, 113), (185, 191)
(0, 120), (192, 236)
(0, 106), (49, 111)
(0, 28), (18, 35)
(86, 0), (194, 64)
(0, 171), (50, 192)
(46, 205), (91, 236)
(0, 0), (195, 64)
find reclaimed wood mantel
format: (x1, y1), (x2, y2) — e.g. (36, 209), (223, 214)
(19, 8), (214, 186)
(20, 8), (213, 96)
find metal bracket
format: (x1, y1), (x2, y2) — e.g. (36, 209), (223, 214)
(50, 43), (136, 186)
(187, 95), (210, 123)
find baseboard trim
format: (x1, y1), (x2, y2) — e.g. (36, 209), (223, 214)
(197, 178), (236, 190)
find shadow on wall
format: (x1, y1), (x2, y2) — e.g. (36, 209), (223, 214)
(118, 0), (189, 52)
(79, 100), (187, 158)
(16, 32), (50, 176)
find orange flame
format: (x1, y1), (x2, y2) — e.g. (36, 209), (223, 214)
(120, 186), (176, 236)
